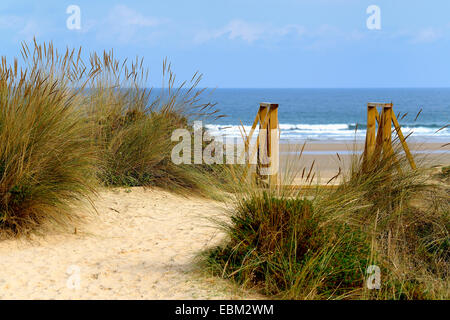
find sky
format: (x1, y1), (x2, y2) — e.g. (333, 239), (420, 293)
(1, 0), (450, 88)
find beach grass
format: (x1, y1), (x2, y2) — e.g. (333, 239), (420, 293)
(0, 39), (448, 300)
(86, 54), (224, 196)
(205, 143), (449, 300)
(0, 40), (223, 236)
(0, 41), (98, 236)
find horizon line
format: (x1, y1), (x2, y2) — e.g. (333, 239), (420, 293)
(148, 86), (450, 90)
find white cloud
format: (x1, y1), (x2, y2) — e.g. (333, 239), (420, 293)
(411, 27), (442, 44)
(276, 24), (307, 37)
(194, 20), (450, 49)
(193, 20), (369, 48)
(18, 20), (42, 41)
(95, 5), (169, 44)
(225, 20), (265, 42)
(194, 19), (305, 44)
(0, 15), (44, 42)
(108, 4), (163, 28)
(390, 27), (444, 44)
(0, 5), (169, 46)
(0, 15), (23, 29)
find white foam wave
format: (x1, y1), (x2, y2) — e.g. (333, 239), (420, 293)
(205, 123), (449, 141)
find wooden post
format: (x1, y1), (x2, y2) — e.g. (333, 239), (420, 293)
(256, 105), (269, 180)
(391, 112), (416, 170)
(244, 116), (260, 162)
(268, 104), (279, 186)
(363, 102), (416, 171)
(243, 107), (270, 175)
(382, 104), (393, 159)
(240, 103), (280, 186)
(364, 104), (377, 166)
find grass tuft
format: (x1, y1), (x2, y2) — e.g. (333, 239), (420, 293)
(206, 142), (449, 299)
(0, 41), (98, 236)
(0, 40), (224, 236)
(86, 54), (223, 196)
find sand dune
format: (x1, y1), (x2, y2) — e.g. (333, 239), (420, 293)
(1, 145), (447, 299)
(0, 188), (255, 300)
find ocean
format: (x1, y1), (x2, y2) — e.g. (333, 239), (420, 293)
(201, 88), (450, 142)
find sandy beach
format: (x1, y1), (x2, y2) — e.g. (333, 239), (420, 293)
(0, 188), (259, 300)
(0, 142), (447, 299)
(281, 141), (450, 184)
(1, 0), (449, 303)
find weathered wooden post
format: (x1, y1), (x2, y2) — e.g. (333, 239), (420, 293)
(256, 104), (269, 180)
(243, 102), (280, 186)
(381, 103), (393, 159)
(363, 102), (416, 171)
(364, 103), (377, 167)
(267, 103), (279, 186)
(392, 112), (417, 170)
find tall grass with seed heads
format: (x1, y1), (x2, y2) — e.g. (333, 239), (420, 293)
(0, 41), (98, 236)
(85, 53), (225, 195)
(205, 134), (449, 299)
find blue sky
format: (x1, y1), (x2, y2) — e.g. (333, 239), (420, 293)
(1, 0), (450, 88)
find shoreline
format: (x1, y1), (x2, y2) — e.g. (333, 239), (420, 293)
(279, 141), (449, 152)
(279, 141), (450, 185)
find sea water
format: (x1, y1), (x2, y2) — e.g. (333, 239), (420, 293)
(200, 88), (450, 142)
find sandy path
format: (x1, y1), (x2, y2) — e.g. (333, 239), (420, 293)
(0, 188), (252, 299)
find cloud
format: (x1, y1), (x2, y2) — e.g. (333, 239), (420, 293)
(411, 27), (442, 44)
(194, 20), (305, 44)
(0, 15), (44, 42)
(390, 27), (444, 45)
(107, 4), (163, 28)
(0, 15), (23, 29)
(193, 20), (369, 49)
(0, 5), (169, 46)
(225, 20), (265, 42)
(276, 24), (307, 37)
(94, 5), (169, 44)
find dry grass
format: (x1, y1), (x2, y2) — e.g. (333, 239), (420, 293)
(85, 54), (224, 195)
(1, 39), (447, 300)
(0, 40), (224, 236)
(205, 142), (449, 300)
(0, 41), (98, 236)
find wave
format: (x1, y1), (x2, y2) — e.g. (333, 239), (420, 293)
(205, 123), (450, 141)
(347, 123), (447, 130)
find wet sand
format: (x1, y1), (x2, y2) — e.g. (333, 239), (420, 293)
(279, 140), (450, 184)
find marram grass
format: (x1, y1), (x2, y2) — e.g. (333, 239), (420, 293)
(0, 40), (225, 236)
(0, 42), (98, 236)
(85, 54), (224, 196)
(205, 143), (449, 300)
